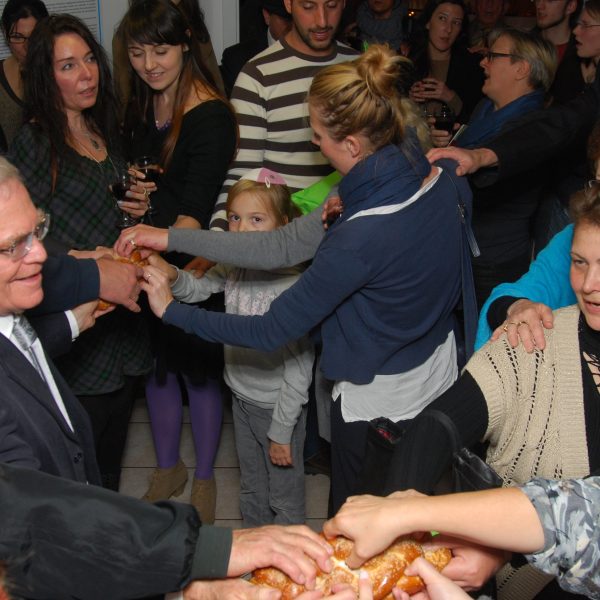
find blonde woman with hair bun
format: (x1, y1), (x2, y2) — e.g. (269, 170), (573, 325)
(142, 44), (476, 513)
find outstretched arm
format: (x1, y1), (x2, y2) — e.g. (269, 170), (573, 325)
(324, 487), (544, 570)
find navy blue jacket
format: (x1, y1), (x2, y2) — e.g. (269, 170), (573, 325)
(165, 143), (472, 384)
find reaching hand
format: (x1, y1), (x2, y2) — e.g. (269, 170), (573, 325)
(321, 196), (343, 230)
(392, 557), (470, 600)
(147, 253), (178, 283)
(71, 299), (114, 333)
(491, 299), (554, 352)
(140, 264), (174, 319)
(228, 525), (333, 587)
(426, 147), (498, 176)
(430, 536), (509, 591)
(114, 224), (169, 257)
(323, 490), (425, 569)
(96, 256), (142, 313)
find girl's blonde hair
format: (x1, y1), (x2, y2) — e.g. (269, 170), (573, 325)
(226, 180), (300, 227)
(307, 44), (431, 151)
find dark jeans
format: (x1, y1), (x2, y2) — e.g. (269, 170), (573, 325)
(330, 397), (369, 516)
(78, 375), (138, 490)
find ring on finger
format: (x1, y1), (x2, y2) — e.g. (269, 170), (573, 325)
(145, 272), (152, 282)
(516, 321), (528, 328)
(502, 321), (519, 332)
(129, 238), (136, 247)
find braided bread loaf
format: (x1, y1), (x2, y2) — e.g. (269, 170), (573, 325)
(251, 536), (451, 599)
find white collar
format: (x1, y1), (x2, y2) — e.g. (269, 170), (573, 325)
(0, 313), (15, 340)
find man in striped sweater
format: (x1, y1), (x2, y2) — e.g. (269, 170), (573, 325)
(210, 0), (357, 230)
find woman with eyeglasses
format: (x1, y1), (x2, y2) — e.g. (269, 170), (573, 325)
(0, 0), (48, 150)
(573, 0), (600, 84)
(431, 28), (557, 309)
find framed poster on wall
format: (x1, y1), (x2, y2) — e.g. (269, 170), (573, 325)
(0, 0), (100, 60)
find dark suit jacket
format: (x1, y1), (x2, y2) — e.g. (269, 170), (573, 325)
(0, 333), (101, 485)
(33, 254), (100, 316)
(220, 32), (268, 98)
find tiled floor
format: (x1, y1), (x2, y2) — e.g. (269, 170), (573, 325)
(120, 395), (330, 531)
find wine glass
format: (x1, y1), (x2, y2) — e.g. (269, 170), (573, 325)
(133, 155), (160, 215)
(110, 169), (138, 229)
(434, 104), (455, 135)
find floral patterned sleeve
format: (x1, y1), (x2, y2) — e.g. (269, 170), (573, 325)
(521, 477), (600, 598)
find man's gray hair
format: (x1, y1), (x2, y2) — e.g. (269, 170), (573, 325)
(0, 157), (22, 187)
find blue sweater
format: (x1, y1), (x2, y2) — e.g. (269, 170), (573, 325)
(165, 144), (471, 384)
(475, 224), (575, 349)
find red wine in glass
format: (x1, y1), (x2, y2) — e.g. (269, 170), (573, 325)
(434, 116), (454, 133)
(111, 170), (138, 228)
(133, 155), (159, 214)
(434, 105), (455, 134)
(134, 156), (160, 181)
(112, 181), (130, 200)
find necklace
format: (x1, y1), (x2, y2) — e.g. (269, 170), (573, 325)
(155, 118), (172, 131)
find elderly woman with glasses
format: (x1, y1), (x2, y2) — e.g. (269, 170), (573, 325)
(0, 0), (48, 150)
(432, 28), (557, 308)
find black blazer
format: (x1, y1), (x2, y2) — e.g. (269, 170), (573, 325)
(0, 334), (101, 485)
(220, 32), (268, 98)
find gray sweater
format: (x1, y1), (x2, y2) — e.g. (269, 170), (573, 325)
(171, 265), (314, 444)
(168, 204), (325, 270)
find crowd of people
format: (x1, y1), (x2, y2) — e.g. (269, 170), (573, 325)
(1, 0), (600, 598)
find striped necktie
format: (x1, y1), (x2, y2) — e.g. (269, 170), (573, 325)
(12, 315), (45, 379)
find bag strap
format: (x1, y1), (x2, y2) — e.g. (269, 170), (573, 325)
(423, 409), (463, 454)
(439, 168), (479, 362)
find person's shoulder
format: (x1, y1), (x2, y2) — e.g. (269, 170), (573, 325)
(552, 304), (581, 326)
(8, 122), (47, 157)
(184, 98), (231, 118)
(222, 37), (268, 65)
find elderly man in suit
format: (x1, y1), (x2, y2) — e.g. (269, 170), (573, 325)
(0, 157), (100, 485)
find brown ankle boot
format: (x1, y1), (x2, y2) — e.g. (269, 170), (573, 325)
(142, 459), (188, 502)
(190, 477), (216, 524)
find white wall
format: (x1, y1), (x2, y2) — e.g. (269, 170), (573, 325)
(99, 0), (239, 62)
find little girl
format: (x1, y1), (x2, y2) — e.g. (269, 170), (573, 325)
(149, 168), (314, 526)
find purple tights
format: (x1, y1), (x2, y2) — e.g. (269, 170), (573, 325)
(146, 371), (223, 479)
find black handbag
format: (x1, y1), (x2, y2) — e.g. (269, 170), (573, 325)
(356, 410), (502, 496)
(425, 409), (503, 493)
(356, 417), (405, 496)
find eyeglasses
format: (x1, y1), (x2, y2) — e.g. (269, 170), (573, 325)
(575, 21), (600, 29)
(0, 211), (50, 261)
(484, 51), (523, 61)
(8, 33), (29, 44)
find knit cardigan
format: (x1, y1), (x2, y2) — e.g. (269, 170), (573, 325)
(467, 304), (590, 600)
